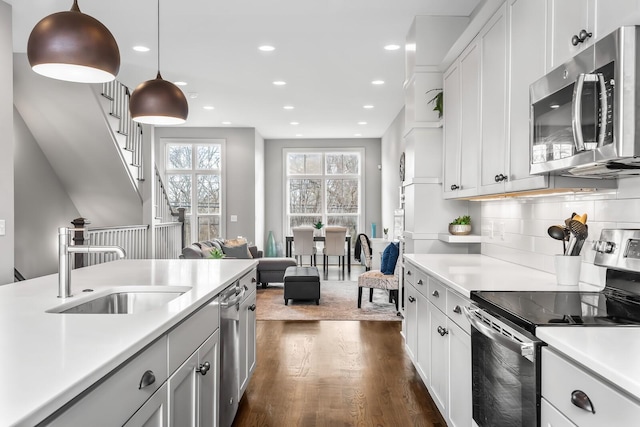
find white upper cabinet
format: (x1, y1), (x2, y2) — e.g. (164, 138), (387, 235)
(479, 3), (509, 194)
(505, 0), (549, 192)
(595, 0), (640, 38)
(443, 40), (480, 199)
(547, 0), (595, 71)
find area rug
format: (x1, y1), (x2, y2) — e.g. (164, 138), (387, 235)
(256, 280), (400, 321)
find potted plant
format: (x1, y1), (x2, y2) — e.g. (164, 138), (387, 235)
(313, 220), (324, 236)
(449, 215), (471, 235)
(208, 248), (226, 259)
(426, 88), (443, 119)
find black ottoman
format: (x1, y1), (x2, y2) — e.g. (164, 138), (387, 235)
(284, 266), (321, 305)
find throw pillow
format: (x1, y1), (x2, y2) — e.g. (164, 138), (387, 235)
(224, 237), (248, 247)
(221, 242), (253, 259)
(223, 238), (252, 258)
(199, 243), (216, 258)
(380, 242), (399, 275)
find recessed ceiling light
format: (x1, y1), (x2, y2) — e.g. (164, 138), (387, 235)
(174, 81), (187, 86)
(384, 44), (401, 51)
(203, 106), (214, 110)
(258, 45), (275, 52)
(188, 92), (198, 99)
(354, 133), (362, 137)
(290, 122), (299, 125)
(358, 121), (367, 125)
(371, 80), (385, 85)
(273, 80), (286, 86)
(283, 105), (294, 110)
(133, 45), (150, 52)
(222, 121), (232, 125)
(296, 134), (303, 137)
(363, 105), (374, 109)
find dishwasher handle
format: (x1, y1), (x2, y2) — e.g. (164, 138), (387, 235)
(220, 286), (246, 307)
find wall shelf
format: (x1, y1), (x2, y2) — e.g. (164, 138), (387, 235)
(438, 233), (482, 243)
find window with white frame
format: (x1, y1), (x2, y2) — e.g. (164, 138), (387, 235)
(285, 149), (363, 243)
(164, 140), (224, 244)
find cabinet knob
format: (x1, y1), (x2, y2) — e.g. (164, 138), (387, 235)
(249, 304), (257, 311)
(450, 184), (460, 191)
(138, 370), (156, 389)
(437, 326), (449, 336)
(571, 390), (595, 413)
(432, 290), (439, 298)
(408, 296), (416, 303)
(407, 270), (412, 276)
(417, 279), (424, 285)
(494, 173), (508, 182)
(571, 29), (593, 46)
(197, 361), (211, 376)
(251, 277), (257, 283)
(453, 305), (462, 314)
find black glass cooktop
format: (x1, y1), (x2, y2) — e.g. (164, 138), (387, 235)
(471, 287), (640, 334)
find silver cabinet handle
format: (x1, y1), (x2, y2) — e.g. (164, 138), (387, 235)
(138, 370), (156, 389)
(571, 390), (595, 414)
(437, 326), (448, 336)
(408, 296), (416, 303)
(197, 361), (211, 376)
(417, 279), (424, 285)
(453, 305), (462, 314)
(432, 290), (439, 298)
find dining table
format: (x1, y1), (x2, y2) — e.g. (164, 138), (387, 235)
(285, 235), (352, 273)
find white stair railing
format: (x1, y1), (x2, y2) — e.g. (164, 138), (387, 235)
(85, 225), (149, 266)
(154, 222), (184, 259)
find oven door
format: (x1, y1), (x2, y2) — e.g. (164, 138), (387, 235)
(464, 306), (544, 427)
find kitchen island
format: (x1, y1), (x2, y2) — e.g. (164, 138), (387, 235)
(0, 258), (257, 426)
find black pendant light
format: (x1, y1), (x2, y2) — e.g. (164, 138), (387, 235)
(27, 0), (120, 83)
(130, 0), (188, 125)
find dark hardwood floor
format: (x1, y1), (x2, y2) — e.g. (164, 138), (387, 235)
(233, 320), (446, 427)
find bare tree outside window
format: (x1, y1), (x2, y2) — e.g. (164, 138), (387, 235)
(165, 141), (224, 242)
(289, 179), (322, 213)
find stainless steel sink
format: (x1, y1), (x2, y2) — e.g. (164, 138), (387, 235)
(48, 286), (191, 314)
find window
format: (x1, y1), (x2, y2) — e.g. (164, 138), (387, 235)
(164, 140), (224, 243)
(285, 149), (363, 242)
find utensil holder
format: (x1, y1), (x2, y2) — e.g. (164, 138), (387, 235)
(554, 255), (581, 286)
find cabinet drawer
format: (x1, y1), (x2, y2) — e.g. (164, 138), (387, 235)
(239, 268), (258, 292)
(541, 398), (577, 427)
(168, 296), (220, 374)
(50, 336), (168, 427)
(542, 348), (640, 427)
(404, 263), (417, 286)
(446, 289), (471, 335)
(427, 278), (447, 312)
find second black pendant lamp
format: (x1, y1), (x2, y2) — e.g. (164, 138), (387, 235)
(130, 0), (189, 125)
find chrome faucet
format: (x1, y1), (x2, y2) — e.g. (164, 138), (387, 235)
(58, 227), (126, 298)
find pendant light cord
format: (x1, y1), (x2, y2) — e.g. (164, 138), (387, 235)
(157, 0), (161, 75)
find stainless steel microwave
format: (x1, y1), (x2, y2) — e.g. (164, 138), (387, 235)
(530, 26), (640, 178)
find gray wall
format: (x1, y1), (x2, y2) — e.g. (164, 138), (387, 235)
(155, 127), (260, 246)
(254, 132), (265, 250)
(0, 2), (14, 285)
(381, 108), (405, 234)
(264, 138), (382, 255)
(14, 108), (80, 279)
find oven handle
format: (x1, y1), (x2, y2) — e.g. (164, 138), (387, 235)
(463, 306), (535, 359)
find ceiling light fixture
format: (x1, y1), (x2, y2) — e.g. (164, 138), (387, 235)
(27, 0), (120, 83)
(358, 121), (367, 125)
(258, 45), (275, 52)
(384, 44), (401, 51)
(133, 46), (150, 52)
(222, 121), (232, 125)
(283, 105), (294, 110)
(174, 81), (187, 86)
(363, 105), (374, 109)
(290, 122), (299, 125)
(203, 106), (214, 110)
(129, 0), (188, 125)
(273, 81), (287, 86)
(371, 80), (385, 85)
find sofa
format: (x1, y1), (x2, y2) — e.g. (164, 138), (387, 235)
(180, 240), (296, 288)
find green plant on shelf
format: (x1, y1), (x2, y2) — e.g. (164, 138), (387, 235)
(426, 88), (443, 118)
(450, 215), (471, 226)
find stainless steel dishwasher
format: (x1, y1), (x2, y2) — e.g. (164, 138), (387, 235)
(219, 281), (248, 427)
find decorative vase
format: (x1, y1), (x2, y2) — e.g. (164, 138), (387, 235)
(371, 223), (377, 238)
(449, 224), (472, 235)
(266, 231), (277, 257)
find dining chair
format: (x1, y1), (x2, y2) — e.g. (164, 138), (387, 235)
(292, 226), (316, 266)
(357, 240), (400, 311)
(323, 226), (347, 273)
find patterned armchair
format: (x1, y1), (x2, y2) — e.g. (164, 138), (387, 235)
(357, 235), (399, 311)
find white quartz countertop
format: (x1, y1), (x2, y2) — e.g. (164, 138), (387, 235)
(536, 327), (640, 401)
(0, 259), (257, 427)
(403, 254), (601, 297)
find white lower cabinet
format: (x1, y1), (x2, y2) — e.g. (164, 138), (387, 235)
(540, 398), (577, 427)
(169, 331), (220, 427)
(239, 285), (257, 397)
(403, 260), (472, 426)
(125, 384), (169, 427)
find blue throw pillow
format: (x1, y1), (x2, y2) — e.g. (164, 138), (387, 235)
(380, 242), (399, 275)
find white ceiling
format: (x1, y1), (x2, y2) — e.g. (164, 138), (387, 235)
(8, 0), (480, 139)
